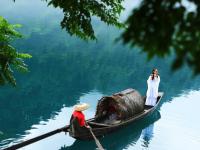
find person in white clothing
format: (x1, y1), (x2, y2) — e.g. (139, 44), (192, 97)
(145, 68), (160, 106)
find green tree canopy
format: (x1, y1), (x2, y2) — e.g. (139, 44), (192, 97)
(46, 0), (125, 40)
(122, 0), (200, 74)
(8, 0), (200, 80)
(42, 0), (200, 74)
(0, 16), (31, 86)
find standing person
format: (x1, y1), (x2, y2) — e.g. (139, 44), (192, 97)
(69, 103), (90, 136)
(145, 68), (160, 106)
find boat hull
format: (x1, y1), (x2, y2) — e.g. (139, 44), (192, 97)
(69, 92), (164, 140)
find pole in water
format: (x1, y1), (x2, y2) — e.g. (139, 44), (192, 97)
(88, 127), (104, 150)
(3, 126), (69, 150)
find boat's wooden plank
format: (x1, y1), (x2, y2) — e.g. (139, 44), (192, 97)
(88, 122), (111, 127)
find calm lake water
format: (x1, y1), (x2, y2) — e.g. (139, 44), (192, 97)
(0, 0), (200, 150)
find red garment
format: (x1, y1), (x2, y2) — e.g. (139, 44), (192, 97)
(72, 111), (86, 127)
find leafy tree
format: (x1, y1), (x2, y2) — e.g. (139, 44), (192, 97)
(12, 0), (200, 74)
(121, 0), (200, 74)
(45, 0), (125, 40)
(0, 16), (31, 86)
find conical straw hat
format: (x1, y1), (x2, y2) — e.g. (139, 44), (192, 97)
(74, 103), (90, 111)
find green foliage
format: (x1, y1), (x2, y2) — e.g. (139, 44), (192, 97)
(46, 0), (125, 40)
(11, 0), (200, 74)
(121, 0), (200, 74)
(0, 16), (32, 86)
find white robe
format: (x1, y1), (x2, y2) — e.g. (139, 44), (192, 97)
(145, 75), (160, 106)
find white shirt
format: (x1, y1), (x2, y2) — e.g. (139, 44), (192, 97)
(145, 75), (160, 106)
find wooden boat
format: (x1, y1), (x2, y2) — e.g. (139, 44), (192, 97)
(64, 110), (161, 150)
(69, 88), (164, 140)
(4, 88), (163, 150)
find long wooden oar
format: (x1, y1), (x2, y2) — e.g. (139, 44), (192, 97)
(3, 126), (69, 150)
(88, 127), (104, 150)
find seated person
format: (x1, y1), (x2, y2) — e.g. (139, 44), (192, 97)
(69, 103), (90, 136)
(108, 105), (118, 120)
(104, 103), (120, 124)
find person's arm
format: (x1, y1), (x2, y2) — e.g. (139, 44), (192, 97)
(147, 75), (151, 84)
(157, 76), (160, 85)
(81, 113), (90, 128)
(84, 120), (91, 129)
